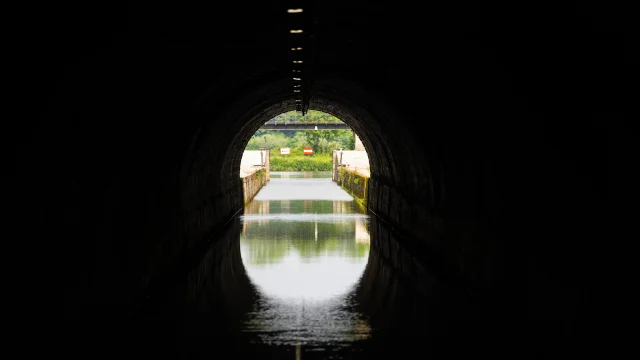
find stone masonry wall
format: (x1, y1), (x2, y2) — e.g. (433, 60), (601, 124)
(335, 166), (369, 210)
(242, 168), (268, 204)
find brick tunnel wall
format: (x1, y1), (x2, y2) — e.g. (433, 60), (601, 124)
(106, 71), (603, 342)
(313, 80), (503, 297)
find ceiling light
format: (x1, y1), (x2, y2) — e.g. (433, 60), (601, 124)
(290, 30), (303, 34)
(287, 9), (303, 13)
(293, 78), (301, 80)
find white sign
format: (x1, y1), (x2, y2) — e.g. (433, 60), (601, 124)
(280, 147), (290, 155)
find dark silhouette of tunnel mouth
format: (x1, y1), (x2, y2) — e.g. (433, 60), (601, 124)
(39, 2), (620, 352)
(186, 79), (391, 190)
(182, 75), (433, 217)
(179, 75), (444, 305)
(172, 73), (482, 348)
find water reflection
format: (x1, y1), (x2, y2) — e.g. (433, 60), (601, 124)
(255, 171), (353, 201)
(240, 171), (371, 347)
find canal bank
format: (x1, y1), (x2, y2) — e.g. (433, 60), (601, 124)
(240, 150), (270, 204)
(333, 150), (370, 210)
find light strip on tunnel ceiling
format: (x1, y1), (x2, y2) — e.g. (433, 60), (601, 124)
(288, 8), (307, 114)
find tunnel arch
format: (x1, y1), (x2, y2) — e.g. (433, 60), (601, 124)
(179, 74), (441, 257)
(30, 1), (621, 352)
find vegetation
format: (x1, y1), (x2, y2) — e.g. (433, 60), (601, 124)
(338, 167), (368, 211)
(267, 109), (347, 124)
(245, 111), (355, 156)
(270, 153), (332, 171)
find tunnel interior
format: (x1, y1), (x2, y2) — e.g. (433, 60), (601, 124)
(28, 0), (631, 357)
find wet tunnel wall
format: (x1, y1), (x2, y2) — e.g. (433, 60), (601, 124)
(24, 0), (630, 350)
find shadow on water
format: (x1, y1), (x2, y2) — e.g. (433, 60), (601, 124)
(116, 172), (485, 359)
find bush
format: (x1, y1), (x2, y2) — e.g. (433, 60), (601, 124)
(270, 153), (332, 171)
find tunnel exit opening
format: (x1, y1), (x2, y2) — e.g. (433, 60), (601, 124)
(236, 109), (373, 346)
(176, 76), (449, 349)
(239, 109), (370, 205)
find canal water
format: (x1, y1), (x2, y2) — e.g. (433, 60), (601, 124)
(120, 171), (478, 359)
(239, 171), (371, 348)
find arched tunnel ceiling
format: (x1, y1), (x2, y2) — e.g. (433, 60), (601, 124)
(189, 76), (409, 200)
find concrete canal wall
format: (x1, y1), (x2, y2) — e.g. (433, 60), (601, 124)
(240, 150), (269, 204)
(333, 150), (370, 210)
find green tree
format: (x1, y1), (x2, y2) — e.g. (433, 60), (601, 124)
(245, 132), (289, 150)
(269, 110), (344, 124)
(245, 111), (356, 153)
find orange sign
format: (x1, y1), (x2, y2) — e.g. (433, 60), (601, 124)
(303, 147), (313, 155)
